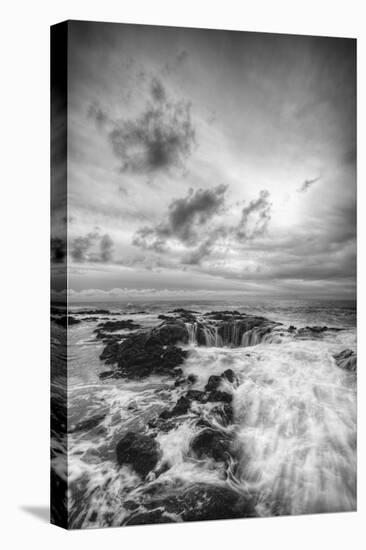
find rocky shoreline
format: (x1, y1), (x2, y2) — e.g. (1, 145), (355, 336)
(61, 306), (357, 527)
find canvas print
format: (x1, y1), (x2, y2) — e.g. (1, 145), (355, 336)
(51, 20), (357, 529)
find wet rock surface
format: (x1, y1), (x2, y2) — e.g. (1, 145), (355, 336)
(116, 432), (160, 478)
(66, 304), (356, 528)
(128, 482), (255, 524)
(295, 325), (343, 339)
(190, 428), (232, 462)
(334, 349), (357, 372)
(94, 319), (141, 339)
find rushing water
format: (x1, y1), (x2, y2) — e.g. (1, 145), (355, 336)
(54, 299), (356, 527)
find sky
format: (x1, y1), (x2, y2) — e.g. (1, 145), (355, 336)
(61, 21), (356, 301)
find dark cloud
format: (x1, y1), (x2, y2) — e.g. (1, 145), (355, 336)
(165, 184), (227, 243)
(298, 176), (321, 193)
(90, 76), (196, 175)
(236, 190), (272, 240)
(70, 231), (114, 263)
(133, 184), (228, 251)
(133, 187), (273, 266)
(99, 234), (114, 262)
(182, 227), (227, 265)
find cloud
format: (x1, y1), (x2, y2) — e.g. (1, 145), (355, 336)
(298, 176), (321, 193)
(236, 190), (272, 240)
(182, 227), (228, 265)
(99, 233), (114, 262)
(70, 231), (114, 263)
(133, 184), (228, 251)
(133, 186), (272, 266)
(90, 76), (196, 175)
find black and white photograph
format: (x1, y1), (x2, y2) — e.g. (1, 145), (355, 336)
(50, 20), (356, 529)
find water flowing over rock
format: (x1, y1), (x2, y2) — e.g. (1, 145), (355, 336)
(190, 428), (232, 462)
(67, 303), (356, 528)
(182, 310), (279, 347)
(334, 349), (357, 372)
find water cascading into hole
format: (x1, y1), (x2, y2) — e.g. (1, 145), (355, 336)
(185, 321), (273, 348)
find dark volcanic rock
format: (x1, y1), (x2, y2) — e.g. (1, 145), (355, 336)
(222, 369), (235, 383)
(159, 396), (191, 419)
(94, 319), (140, 338)
(334, 349), (357, 372)
(206, 390), (233, 403)
(116, 432), (160, 477)
(141, 482), (254, 522)
(99, 370), (117, 380)
(124, 510), (176, 525)
(99, 331), (188, 379)
(296, 325), (343, 339)
(205, 375), (222, 392)
(180, 484), (252, 521)
(151, 319), (189, 345)
(185, 389), (206, 403)
(71, 309), (112, 315)
(191, 428), (231, 462)
(98, 320), (189, 379)
(204, 310), (242, 320)
(172, 396), (191, 415)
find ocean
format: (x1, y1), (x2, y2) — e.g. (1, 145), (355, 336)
(51, 299), (357, 528)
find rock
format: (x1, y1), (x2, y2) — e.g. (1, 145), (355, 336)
(207, 390), (232, 403)
(180, 484), (253, 521)
(296, 325), (343, 339)
(185, 390), (206, 403)
(190, 428), (231, 462)
(159, 396), (191, 419)
(334, 349), (357, 372)
(172, 396), (191, 415)
(100, 330), (188, 379)
(71, 309), (111, 315)
(69, 413), (106, 433)
(124, 510), (176, 525)
(116, 432), (160, 477)
(174, 376), (186, 387)
(151, 320), (189, 345)
(99, 370), (117, 380)
(157, 314), (175, 321)
(94, 319), (140, 339)
(187, 374), (197, 384)
(204, 310), (243, 320)
(222, 369), (235, 383)
(140, 481), (254, 522)
(205, 375), (222, 392)
(148, 417), (178, 433)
